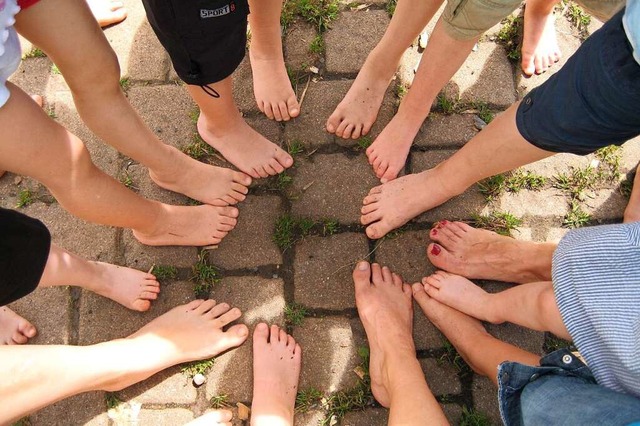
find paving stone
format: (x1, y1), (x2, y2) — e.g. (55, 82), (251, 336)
(294, 317), (365, 393)
(512, 225), (569, 244)
(8, 287), (70, 345)
(443, 41), (516, 108)
(294, 233), (369, 310)
(620, 135), (640, 172)
(295, 410), (327, 426)
(442, 403), (463, 424)
(471, 375), (501, 425)
(137, 408), (194, 425)
(413, 299), (447, 351)
(325, 10), (390, 74)
(29, 391), (108, 426)
(494, 189), (569, 219)
(122, 228), (198, 272)
(420, 358), (462, 395)
(9, 56), (53, 98)
(231, 56), (258, 114)
(205, 341), (253, 405)
(411, 151), (488, 223)
(284, 19), (319, 70)
(413, 113), (479, 149)
(290, 153), (381, 223)
(520, 152), (592, 178)
(342, 407), (389, 425)
(374, 230), (435, 284)
(209, 195), (284, 269)
(582, 189), (627, 221)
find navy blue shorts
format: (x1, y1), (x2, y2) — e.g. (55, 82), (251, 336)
(516, 9), (640, 155)
(141, 0), (250, 86)
(0, 208), (50, 306)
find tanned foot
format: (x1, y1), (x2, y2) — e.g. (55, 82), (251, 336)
(87, 0), (127, 28)
(326, 53), (395, 140)
(250, 53), (300, 122)
(132, 204), (238, 247)
(197, 114), (293, 179)
(149, 145), (251, 207)
(106, 300), (248, 391)
(251, 323), (301, 426)
(83, 263), (160, 312)
(366, 112), (423, 183)
(0, 307), (37, 345)
(186, 409), (233, 426)
(521, 9), (561, 76)
(361, 170), (455, 239)
(353, 262), (414, 408)
(427, 221), (553, 283)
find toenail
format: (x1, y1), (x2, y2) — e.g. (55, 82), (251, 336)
(430, 244), (441, 256)
(431, 229), (438, 236)
(358, 261), (369, 271)
(441, 220), (448, 225)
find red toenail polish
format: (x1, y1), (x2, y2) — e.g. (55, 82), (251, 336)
(431, 229), (438, 236)
(430, 244), (441, 256)
(441, 220), (449, 225)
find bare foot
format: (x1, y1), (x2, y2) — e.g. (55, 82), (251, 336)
(427, 221), (554, 283)
(250, 54), (300, 122)
(185, 410), (233, 426)
(86, 0), (127, 28)
(133, 204), (238, 247)
(366, 112), (423, 183)
(0, 307), (37, 345)
(353, 262), (414, 408)
(251, 323), (301, 426)
(149, 145), (252, 207)
(197, 114), (293, 179)
(82, 263), (160, 312)
(521, 9), (561, 76)
(361, 170), (455, 239)
(326, 54), (395, 140)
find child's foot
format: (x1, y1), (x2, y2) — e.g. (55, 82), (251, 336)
(149, 145), (252, 207)
(353, 262), (414, 408)
(197, 115), (293, 179)
(132, 204), (238, 247)
(361, 170), (455, 239)
(185, 410), (233, 426)
(421, 271), (496, 323)
(250, 53), (300, 122)
(0, 307), (37, 345)
(326, 53), (395, 140)
(366, 112), (423, 183)
(251, 323), (301, 426)
(427, 221), (554, 283)
(87, 0), (127, 28)
(82, 263), (160, 312)
(521, 10), (561, 76)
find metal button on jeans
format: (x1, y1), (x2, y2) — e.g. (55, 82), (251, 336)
(562, 354), (573, 364)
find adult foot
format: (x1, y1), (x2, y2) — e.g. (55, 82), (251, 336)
(0, 307), (37, 345)
(82, 263), (160, 312)
(185, 410), (233, 426)
(197, 114), (293, 179)
(250, 53), (300, 122)
(251, 323), (301, 426)
(427, 221), (554, 283)
(361, 170), (455, 239)
(87, 0), (127, 28)
(366, 113), (423, 183)
(521, 10), (561, 76)
(353, 262), (414, 408)
(132, 204), (238, 247)
(149, 145), (251, 207)
(326, 54), (395, 140)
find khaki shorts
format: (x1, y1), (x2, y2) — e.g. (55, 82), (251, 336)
(441, 0), (624, 40)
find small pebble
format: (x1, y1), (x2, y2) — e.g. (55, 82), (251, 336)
(193, 373), (206, 386)
(474, 115), (487, 130)
(472, 43), (479, 52)
(418, 32), (429, 49)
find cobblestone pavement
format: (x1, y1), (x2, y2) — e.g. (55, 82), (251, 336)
(4, 1), (638, 425)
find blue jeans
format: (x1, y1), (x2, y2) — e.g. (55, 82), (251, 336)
(498, 349), (640, 426)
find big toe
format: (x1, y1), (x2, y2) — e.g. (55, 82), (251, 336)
(252, 322), (269, 346)
(366, 222), (388, 240)
(521, 55), (535, 77)
(287, 96), (300, 118)
(353, 261), (372, 294)
(222, 324), (249, 349)
(19, 320), (37, 339)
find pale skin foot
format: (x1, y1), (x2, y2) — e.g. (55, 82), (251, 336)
(250, 55), (300, 122)
(251, 323), (301, 426)
(0, 307), (37, 345)
(623, 165), (640, 223)
(521, 3), (561, 76)
(86, 0), (127, 28)
(427, 220), (554, 283)
(185, 410), (233, 426)
(132, 204), (238, 247)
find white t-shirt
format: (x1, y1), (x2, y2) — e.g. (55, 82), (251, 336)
(0, 0), (21, 107)
(624, 0), (640, 65)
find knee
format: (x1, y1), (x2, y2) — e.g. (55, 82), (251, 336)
(66, 49), (122, 97)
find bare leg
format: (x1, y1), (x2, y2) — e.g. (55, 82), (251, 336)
(367, 20), (478, 183)
(326, 0), (443, 140)
(86, 0), (127, 28)
(412, 283), (540, 385)
(248, 0), (299, 121)
(624, 164), (640, 222)
(0, 83), (238, 247)
(251, 324), (301, 426)
(189, 79), (293, 179)
(521, 0), (561, 76)
(354, 262), (448, 425)
(361, 102), (554, 239)
(423, 272), (571, 339)
(427, 221), (555, 283)
(0, 299), (249, 424)
(15, 0), (251, 206)
(0, 307), (36, 345)
(186, 410), (234, 426)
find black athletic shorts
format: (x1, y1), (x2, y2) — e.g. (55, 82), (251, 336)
(141, 0), (250, 86)
(0, 208), (51, 306)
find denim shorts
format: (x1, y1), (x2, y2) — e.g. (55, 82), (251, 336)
(516, 9), (640, 155)
(498, 349), (640, 426)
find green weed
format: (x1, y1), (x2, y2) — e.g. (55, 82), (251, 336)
(105, 393), (122, 410)
(181, 357), (215, 378)
(191, 252), (219, 296)
(210, 394), (230, 409)
(150, 265), (178, 280)
(565, 1), (591, 35)
(282, 0), (339, 32)
(119, 77), (131, 91)
(505, 170), (546, 193)
(386, 0), (398, 16)
(553, 166), (599, 202)
(460, 406), (492, 426)
(298, 218), (315, 236)
(544, 333), (576, 353)
(436, 94), (456, 114)
(620, 174), (634, 198)
(51, 64), (61, 75)
(395, 83), (408, 100)
(295, 387), (324, 413)
(322, 218), (339, 236)
(11, 418), (31, 426)
(285, 303), (308, 326)
(23, 47), (46, 59)
(356, 136), (373, 151)
(439, 340), (472, 375)
(595, 145), (622, 181)
(496, 15), (523, 61)
(276, 172), (294, 190)
(16, 189), (36, 208)
(472, 212), (522, 236)
(189, 107), (200, 124)
(309, 34), (325, 54)
(119, 172), (135, 190)
(563, 200), (591, 228)
(472, 101), (494, 124)
(273, 214), (297, 251)
(183, 135), (215, 160)
(478, 174), (506, 201)
(287, 139), (305, 156)
(47, 108), (57, 119)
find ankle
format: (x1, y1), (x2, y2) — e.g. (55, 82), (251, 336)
(250, 399), (293, 426)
